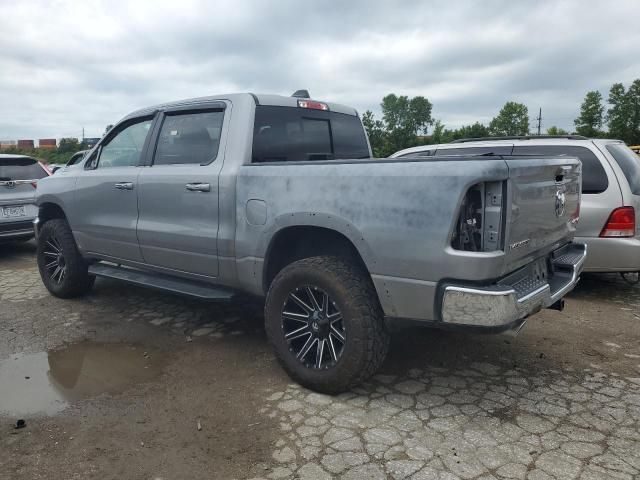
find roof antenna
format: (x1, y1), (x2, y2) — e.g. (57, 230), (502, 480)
(291, 90), (310, 99)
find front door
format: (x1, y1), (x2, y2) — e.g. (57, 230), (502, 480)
(72, 116), (155, 261)
(136, 104), (227, 277)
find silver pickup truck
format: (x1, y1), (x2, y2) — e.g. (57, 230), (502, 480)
(34, 92), (586, 393)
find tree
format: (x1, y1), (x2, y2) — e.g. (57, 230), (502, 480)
(626, 79), (640, 145)
(574, 91), (604, 137)
(57, 137), (81, 153)
(606, 80), (640, 144)
(546, 126), (569, 136)
(607, 83), (629, 142)
(361, 110), (388, 157)
(454, 122), (490, 140)
(381, 94), (433, 155)
(431, 120), (446, 144)
(489, 102), (529, 136)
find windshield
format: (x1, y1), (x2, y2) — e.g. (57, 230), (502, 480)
(605, 143), (640, 195)
(0, 157), (48, 180)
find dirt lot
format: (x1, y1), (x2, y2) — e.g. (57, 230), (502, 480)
(1, 241), (639, 480)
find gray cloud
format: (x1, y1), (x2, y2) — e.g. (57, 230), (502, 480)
(0, 0), (638, 141)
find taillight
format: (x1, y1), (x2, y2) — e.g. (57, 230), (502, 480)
(451, 181), (504, 252)
(297, 99), (328, 111)
(600, 207), (635, 237)
(31, 181), (38, 189)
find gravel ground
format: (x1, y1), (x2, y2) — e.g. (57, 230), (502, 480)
(1, 241), (639, 480)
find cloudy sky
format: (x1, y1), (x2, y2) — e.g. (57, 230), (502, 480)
(1, 0), (638, 141)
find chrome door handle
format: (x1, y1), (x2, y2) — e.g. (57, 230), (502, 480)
(185, 183), (211, 192)
(114, 182), (134, 190)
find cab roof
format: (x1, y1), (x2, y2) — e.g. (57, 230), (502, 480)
(123, 93), (359, 122)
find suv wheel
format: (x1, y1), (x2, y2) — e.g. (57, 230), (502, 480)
(37, 219), (94, 298)
(265, 256), (390, 393)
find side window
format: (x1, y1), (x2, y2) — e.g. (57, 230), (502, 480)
(154, 110), (224, 165)
(331, 114), (370, 159)
(605, 144), (640, 195)
(96, 119), (153, 169)
(513, 145), (608, 194)
(435, 146), (513, 156)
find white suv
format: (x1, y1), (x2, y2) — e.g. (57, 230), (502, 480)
(392, 136), (640, 274)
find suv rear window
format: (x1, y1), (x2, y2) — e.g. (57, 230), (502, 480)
(0, 157), (48, 180)
(512, 145), (608, 194)
(605, 143), (640, 195)
(252, 106), (370, 162)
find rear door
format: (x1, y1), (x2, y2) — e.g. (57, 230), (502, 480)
(136, 102), (228, 277)
(72, 116), (155, 261)
(0, 157), (47, 230)
(513, 144), (617, 237)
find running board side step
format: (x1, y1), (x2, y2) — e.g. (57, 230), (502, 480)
(88, 263), (235, 301)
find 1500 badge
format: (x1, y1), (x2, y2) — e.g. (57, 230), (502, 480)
(509, 239), (530, 250)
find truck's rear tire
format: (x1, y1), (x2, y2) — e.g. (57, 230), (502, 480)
(37, 219), (94, 298)
(265, 256), (390, 394)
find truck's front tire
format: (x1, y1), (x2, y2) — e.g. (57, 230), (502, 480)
(37, 219), (94, 298)
(265, 256), (390, 394)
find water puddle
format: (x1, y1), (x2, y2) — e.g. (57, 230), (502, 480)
(0, 342), (165, 416)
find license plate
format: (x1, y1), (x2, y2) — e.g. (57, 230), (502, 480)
(1, 206), (26, 218)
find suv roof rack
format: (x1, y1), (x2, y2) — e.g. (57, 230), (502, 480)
(450, 135), (589, 143)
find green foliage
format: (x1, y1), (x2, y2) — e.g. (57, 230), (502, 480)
(361, 110), (388, 157)
(451, 122), (490, 141)
(430, 120), (446, 144)
(607, 80), (640, 144)
(57, 137), (81, 154)
(489, 102), (529, 136)
(1, 145), (84, 165)
(574, 91), (604, 137)
(630, 79), (640, 145)
(546, 126), (569, 136)
(2, 136), (87, 165)
(430, 121), (490, 144)
(362, 94), (434, 157)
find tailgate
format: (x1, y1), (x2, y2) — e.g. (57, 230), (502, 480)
(0, 181), (37, 205)
(503, 156), (581, 270)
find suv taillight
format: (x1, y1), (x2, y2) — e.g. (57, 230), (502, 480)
(600, 207), (635, 237)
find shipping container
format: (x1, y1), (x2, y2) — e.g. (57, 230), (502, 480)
(39, 138), (57, 149)
(0, 140), (17, 149)
(17, 139), (35, 149)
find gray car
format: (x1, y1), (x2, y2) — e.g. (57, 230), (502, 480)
(392, 136), (640, 275)
(33, 93), (585, 392)
(0, 154), (50, 241)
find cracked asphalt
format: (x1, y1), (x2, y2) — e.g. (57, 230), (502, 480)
(1, 241), (639, 480)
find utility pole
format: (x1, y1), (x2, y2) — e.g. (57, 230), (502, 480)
(536, 108), (542, 136)
(82, 127), (85, 143)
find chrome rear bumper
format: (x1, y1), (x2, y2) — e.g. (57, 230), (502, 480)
(440, 242), (587, 329)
